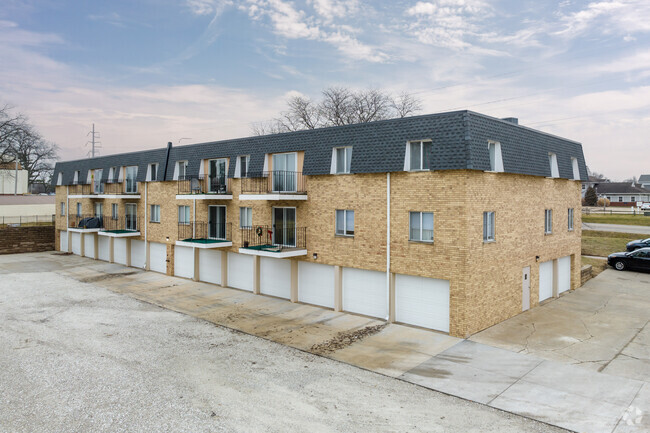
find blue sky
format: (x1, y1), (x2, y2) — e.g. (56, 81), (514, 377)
(1, 0), (649, 180)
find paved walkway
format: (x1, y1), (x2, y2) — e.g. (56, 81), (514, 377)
(4, 252), (647, 433)
(583, 222), (650, 235)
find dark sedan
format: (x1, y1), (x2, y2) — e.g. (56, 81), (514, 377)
(626, 238), (650, 252)
(608, 248), (650, 272)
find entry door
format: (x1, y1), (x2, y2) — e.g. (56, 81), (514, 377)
(125, 203), (137, 231)
(272, 153), (296, 192)
(208, 159), (227, 192)
(522, 266), (531, 311)
(273, 207), (296, 247)
(94, 169), (103, 193)
(208, 205), (226, 239)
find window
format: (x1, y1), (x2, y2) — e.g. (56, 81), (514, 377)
(483, 211), (495, 242)
(176, 161), (188, 180)
(111, 203), (118, 220)
(125, 166), (138, 193)
(631, 196), (636, 203)
(178, 205), (190, 225)
(239, 155), (249, 178)
(150, 205), (160, 223)
(488, 141), (503, 172)
(408, 141), (431, 171)
(125, 204), (137, 231)
(240, 207), (252, 228)
(73, 170), (80, 184)
(409, 211), (434, 242)
(548, 153), (559, 178)
(57, 172), (63, 186)
(108, 167), (117, 183)
(335, 147), (352, 174)
(76, 203), (81, 217)
(568, 208), (574, 231)
(94, 203), (103, 218)
(545, 209), (553, 234)
(93, 169), (104, 193)
(619, 196), (623, 202)
(149, 163), (158, 181)
(335, 210), (354, 236)
(60, 202), (65, 216)
(571, 157), (580, 180)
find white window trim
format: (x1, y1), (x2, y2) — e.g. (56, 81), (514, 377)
(235, 155), (250, 178)
(239, 207), (252, 228)
(487, 141), (504, 173)
(331, 147), (353, 174)
(568, 208), (574, 231)
(150, 205), (160, 223)
(548, 153), (559, 178)
(173, 161), (188, 180)
(178, 205), (190, 225)
(409, 211), (434, 243)
(60, 202), (65, 216)
(571, 157), (580, 181)
(405, 140), (432, 172)
(147, 163), (158, 182)
(545, 209), (553, 234)
(335, 209), (355, 236)
(57, 172), (63, 186)
(76, 203), (82, 217)
(111, 203), (118, 220)
(483, 211), (496, 242)
(73, 171), (79, 184)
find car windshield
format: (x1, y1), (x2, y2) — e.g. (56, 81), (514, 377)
(644, 238), (650, 243)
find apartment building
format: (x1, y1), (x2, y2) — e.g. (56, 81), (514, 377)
(53, 110), (587, 338)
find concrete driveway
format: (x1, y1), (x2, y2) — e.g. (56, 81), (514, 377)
(583, 222), (650, 235)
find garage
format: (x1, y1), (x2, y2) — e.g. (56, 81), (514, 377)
(558, 256), (571, 294)
(130, 240), (146, 269)
(342, 267), (387, 319)
(83, 233), (95, 258)
(174, 245), (194, 279)
(199, 249), (222, 285)
(227, 252), (253, 291)
(98, 236), (110, 262)
(114, 238), (127, 265)
(260, 257), (291, 299)
(59, 230), (68, 252)
(539, 260), (554, 302)
(71, 232), (82, 256)
(149, 242), (167, 274)
(395, 274), (450, 333)
(298, 262), (335, 308)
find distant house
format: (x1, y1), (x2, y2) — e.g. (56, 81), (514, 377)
(594, 182), (650, 206)
(639, 174), (650, 190)
(581, 175), (606, 197)
(0, 161), (29, 195)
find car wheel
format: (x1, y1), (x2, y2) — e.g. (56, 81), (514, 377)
(614, 261), (626, 271)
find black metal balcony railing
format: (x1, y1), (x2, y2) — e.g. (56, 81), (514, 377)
(178, 221), (232, 242)
(241, 171), (306, 194)
(177, 175), (231, 195)
(241, 225), (307, 251)
(101, 215), (141, 232)
(68, 214), (104, 229)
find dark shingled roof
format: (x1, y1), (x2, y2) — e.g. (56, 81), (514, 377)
(594, 183), (650, 195)
(52, 110), (588, 186)
(638, 174), (650, 183)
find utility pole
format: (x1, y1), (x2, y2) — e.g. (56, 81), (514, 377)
(86, 123), (102, 158)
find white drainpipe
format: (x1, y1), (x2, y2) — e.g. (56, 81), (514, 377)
(144, 181), (148, 268)
(386, 172), (391, 321)
(193, 198), (196, 238)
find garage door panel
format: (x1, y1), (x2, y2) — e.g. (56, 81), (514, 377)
(60, 231), (68, 252)
(98, 236), (110, 262)
(260, 257), (291, 299)
(227, 252), (253, 291)
(539, 260), (553, 302)
(83, 233), (95, 258)
(395, 274), (449, 333)
(71, 232), (81, 256)
(558, 256), (571, 294)
(114, 238), (127, 265)
(174, 246), (194, 279)
(130, 240), (146, 269)
(298, 262), (335, 308)
(149, 242), (167, 274)
(342, 268), (387, 319)
(199, 249), (221, 285)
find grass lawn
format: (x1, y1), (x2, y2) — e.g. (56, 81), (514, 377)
(582, 213), (650, 226)
(581, 230), (641, 257)
(581, 256), (608, 277)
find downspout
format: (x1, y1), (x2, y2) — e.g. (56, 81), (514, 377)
(386, 172), (391, 321)
(193, 198), (196, 238)
(144, 181), (148, 268)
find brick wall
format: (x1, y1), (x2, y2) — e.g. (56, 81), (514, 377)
(0, 225), (55, 255)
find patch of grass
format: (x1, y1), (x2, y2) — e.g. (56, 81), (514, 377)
(582, 213), (650, 226)
(581, 230), (640, 257)
(581, 256), (608, 277)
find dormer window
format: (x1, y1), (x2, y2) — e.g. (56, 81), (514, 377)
(548, 153), (559, 178)
(406, 140), (431, 171)
(56, 172), (62, 186)
(73, 170), (80, 184)
(174, 161), (188, 180)
(108, 166), (117, 183)
(147, 163), (158, 182)
(332, 147), (352, 174)
(571, 157), (580, 180)
(488, 141), (504, 172)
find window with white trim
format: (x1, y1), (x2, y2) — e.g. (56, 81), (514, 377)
(73, 170), (80, 184)
(488, 141), (503, 172)
(335, 210), (354, 236)
(149, 163), (158, 181)
(125, 166), (138, 193)
(548, 153), (559, 178)
(176, 161), (188, 180)
(409, 211), (433, 242)
(568, 208), (574, 231)
(483, 211), (495, 242)
(150, 205), (160, 223)
(240, 207), (252, 228)
(571, 157), (580, 180)
(619, 196), (623, 202)
(239, 156), (249, 178)
(408, 141), (431, 171)
(76, 203), (81, 217)
(335, 147), (352, 174)
(178, 205), (190, 225)
(631, 196), (636, 202)
(545, 209), (553, 234)
(94, 202), (103, 218)
(60, 202), (65, 216)
(111, 203), (118, 220)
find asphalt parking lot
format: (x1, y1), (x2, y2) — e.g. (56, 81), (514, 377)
(0, 252), (562, 433)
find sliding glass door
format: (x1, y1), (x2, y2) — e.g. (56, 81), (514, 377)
(273, 207), (296, 247)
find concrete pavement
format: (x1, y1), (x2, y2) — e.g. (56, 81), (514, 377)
(583, 222), (650, 235)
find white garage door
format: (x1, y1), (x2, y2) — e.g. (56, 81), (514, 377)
(539, 260), (554, 302)
(199, 249), (222, 285)
(227, 252), (254, 291)
(342, 267), (387, 319)
(83, 233), (95, 258)
(298, 262), (335, 308)
(114, 238), (127, 265)
(174, 246), (194, 279)
(59, 230), (68, 252)
(98, 236), (110, 262)
(395, 274), (450, 333)
(149, 242), (167, 274)
(558, 256), (571, 294)
(260, 257), (291, 299)
(71, 232), (82, 256)
(130, 240), (146, 269)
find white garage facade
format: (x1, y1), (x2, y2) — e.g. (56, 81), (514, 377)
(395, 274), (450, 333)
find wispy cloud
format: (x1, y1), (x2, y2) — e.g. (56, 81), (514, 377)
(557, 0), (650, 37)
(186, 0), (233, 16)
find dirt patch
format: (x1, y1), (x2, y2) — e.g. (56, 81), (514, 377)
(310, 323), (387, 355)
(79, 272), (139, 283)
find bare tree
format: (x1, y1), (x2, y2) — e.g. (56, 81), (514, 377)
(391, 91), (423, 118)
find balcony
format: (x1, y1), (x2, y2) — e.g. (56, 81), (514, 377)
(176, 176), (232, 200)
(68, 181), (140, 198)
(68, 214), (104, 232)
(98, 215), (141, 237)
(240, 171), (307, 200)
(176, 222), (233, 248)
(239, 225), (307, 258)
